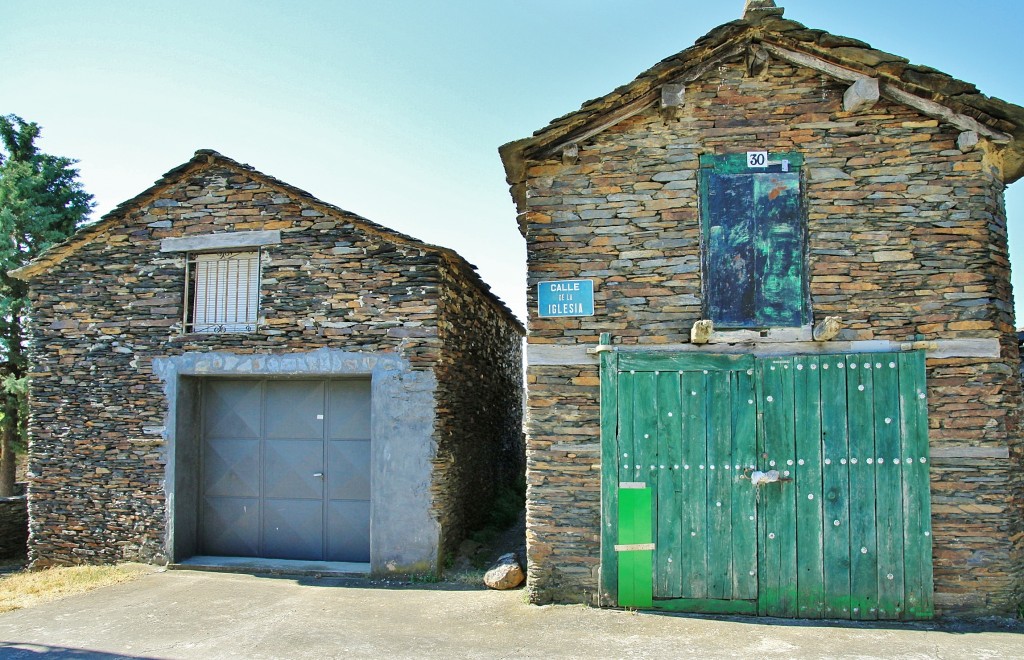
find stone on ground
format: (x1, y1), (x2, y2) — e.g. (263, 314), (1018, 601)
(483, 553), (524, 590)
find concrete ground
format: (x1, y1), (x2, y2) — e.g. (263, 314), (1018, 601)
(0, 569), (1021, 659)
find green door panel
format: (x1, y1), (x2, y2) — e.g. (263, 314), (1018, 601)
(600, 350), (932, 619)
(617, 486), (654, 609)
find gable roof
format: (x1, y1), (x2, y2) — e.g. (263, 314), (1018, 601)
(500, 2), (1024, 195)
(11, 149), (523, 332)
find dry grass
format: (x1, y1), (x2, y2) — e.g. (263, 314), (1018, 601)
(0, 563), (155, 613)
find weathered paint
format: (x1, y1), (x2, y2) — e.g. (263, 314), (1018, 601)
(700, 153), (807, 328)
(601, 350), (933, 619)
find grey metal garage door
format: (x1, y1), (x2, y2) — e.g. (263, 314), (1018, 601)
(199, 378), (371, 562)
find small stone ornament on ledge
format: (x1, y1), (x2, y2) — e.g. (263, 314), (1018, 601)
(484, 553), (525, 590)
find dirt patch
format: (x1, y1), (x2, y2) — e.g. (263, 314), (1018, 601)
(0, 563), (156, 613)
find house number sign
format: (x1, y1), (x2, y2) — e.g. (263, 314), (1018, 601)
(538, 279), (595, 317)
(746, 151), (768, 168)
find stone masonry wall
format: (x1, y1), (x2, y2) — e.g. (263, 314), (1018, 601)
(23, 158), (517, 569)
(520, 59), (1023, 614)
(432, 259), (524, 565)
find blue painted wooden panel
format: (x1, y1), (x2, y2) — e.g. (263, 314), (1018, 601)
(700, 156), (806, 328)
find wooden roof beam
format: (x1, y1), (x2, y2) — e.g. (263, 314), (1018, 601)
(761, 42), (1012, 144)
(528, 45), (747, 161)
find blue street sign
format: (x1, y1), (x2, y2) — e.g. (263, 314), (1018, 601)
(538, 279), (595, 317)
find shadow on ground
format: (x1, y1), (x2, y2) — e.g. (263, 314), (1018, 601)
(0, 642), (159, 659)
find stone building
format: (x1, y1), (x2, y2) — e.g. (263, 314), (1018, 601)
(500, 1), (1024, 618)
(13, 149), (524, 575)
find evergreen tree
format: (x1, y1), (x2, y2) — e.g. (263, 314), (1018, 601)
(0, 115), (93, 495)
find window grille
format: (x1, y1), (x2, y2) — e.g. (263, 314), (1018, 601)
(184, 251), (260, 333)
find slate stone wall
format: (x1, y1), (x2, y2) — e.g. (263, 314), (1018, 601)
(23, 158), (521, 571)
(518, 59), (1023, 614)
(432, 260), (525, 564)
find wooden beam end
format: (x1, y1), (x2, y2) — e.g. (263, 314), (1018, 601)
(562, 143), (579, 166)
(843, 78), (880, 113)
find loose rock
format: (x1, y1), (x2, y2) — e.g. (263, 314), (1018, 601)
(483, 553), (524, 590)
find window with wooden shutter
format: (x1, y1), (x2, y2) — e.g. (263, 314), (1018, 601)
(699, 153), (808, 329)
(184, 251), (260, 333)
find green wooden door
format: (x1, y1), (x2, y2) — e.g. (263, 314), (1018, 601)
(601, 349), (933, 620)
(602, 352), (759, 614)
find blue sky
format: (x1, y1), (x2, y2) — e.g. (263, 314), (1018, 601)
(5, 1), (1023, 323)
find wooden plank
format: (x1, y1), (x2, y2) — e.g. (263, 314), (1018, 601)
(700, 152), (806, 172)
(617, 352), (755, 372)
(731, 367), (758, 600)
(871, 354), (905, 620)
(752, 173), (807, 327)
(881, 84), (1013, 144)
(709, 327), (813, 343)
(530, 88), (660, 161)
(760, 42), (1011, 143)
(898, 351), (934, 620)
(755, 360), (770, 617)
(793, 355), (825, 618)
(655, 371), (682, 599)
(530, 44), (747, 161)
(618, 487), (654, 608)
(819, 353), (852, 618)
(525, 338), (1000, 366)
(679, 370), (708, 599)
(633, 372), (658, 567)
(846, 354), (879, 621)
(757, 356), (798, 617)
(652, 598), (758, 615)
(618, 372), (636, 485)
(706, 370), (734, 600)
(701, 167), (806, 328)
(703, 170), (757, 326)
(929, 445), (1009, 459)
(599, 335), (619, 605)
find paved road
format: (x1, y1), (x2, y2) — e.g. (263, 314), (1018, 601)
(0, 569), (1021, 659)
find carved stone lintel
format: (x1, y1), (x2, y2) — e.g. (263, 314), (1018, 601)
(561, 143), (579, 166)
(813, 316), (843, 342)
(691, 319), (714, 345)
(843, 78), (880, 113)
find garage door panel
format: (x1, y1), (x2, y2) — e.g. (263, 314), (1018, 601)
(203, 380), (262, 438)
(328, 380), (371, 441)
(265, 380), (325, 439)
(328, 440), (370, 500)
(200, 377), (372, 563)
(264, 439), (323, 500)
(203, 438), (260, 498)
(327, 501), (371, 562)
(201, 496), (260, 556)
(263, 499), (323, 560)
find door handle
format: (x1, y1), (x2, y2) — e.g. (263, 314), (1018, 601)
(313, 472), (324, 478)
